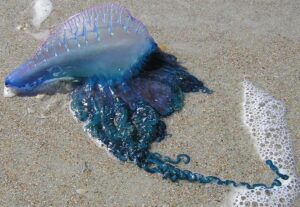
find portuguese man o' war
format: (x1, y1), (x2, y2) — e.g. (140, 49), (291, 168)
(4, 3), (299, 203)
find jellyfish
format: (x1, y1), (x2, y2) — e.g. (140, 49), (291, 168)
(4, 3), (288, 188)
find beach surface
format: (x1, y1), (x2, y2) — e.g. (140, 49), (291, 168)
(0, 0), (299, 206)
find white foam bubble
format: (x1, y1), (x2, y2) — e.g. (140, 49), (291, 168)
(222, 80), (300, 207)
(243, 80), (296, 175)
(32, 0), (53, 28)
(224, 175), (300, 207)
(3, 86), (17, 97)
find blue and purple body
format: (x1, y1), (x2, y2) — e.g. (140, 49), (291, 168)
(6, 3), (286, 188)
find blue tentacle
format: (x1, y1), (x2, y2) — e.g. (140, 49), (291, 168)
(139, 152), (288, 189)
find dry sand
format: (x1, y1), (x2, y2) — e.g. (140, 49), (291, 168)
(0, 0), (299, 206)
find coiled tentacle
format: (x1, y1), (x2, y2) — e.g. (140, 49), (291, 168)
(138, 152), (288, 189)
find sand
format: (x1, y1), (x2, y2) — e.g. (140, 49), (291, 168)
(0, 0), (299, 206)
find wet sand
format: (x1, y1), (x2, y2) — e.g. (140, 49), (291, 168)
(0, 0), (299, 206)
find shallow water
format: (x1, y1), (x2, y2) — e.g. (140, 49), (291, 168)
(0, 0), (299, 206)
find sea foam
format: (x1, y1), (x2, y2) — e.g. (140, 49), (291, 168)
(32, 0), (53, 28)
(3, 86), (17, 98)
(223, 80), (300, 206)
